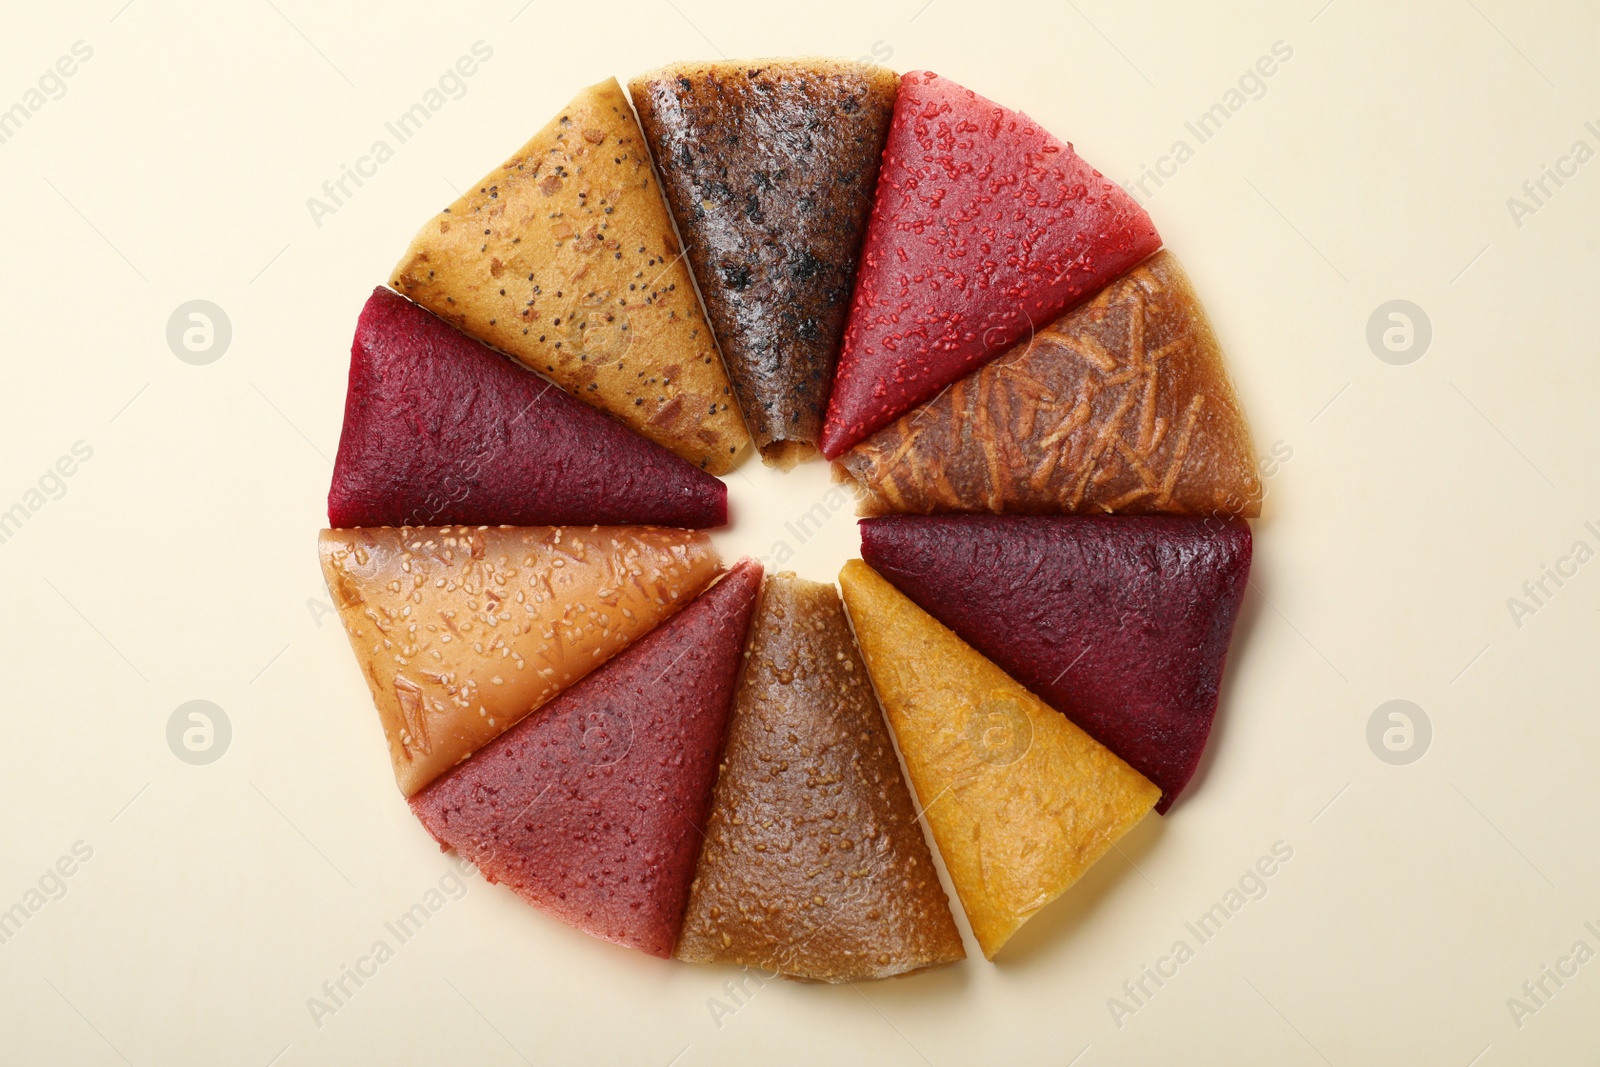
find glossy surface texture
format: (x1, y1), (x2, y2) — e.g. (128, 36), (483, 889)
(676, 573), (965, 981)
(329, 287), (727, 529)
(410, 559), (762, 958)
(390, 77), (749, 473)
(839, 560), (1159, 959)
(631, 60), (899, 466)
(319, 525), (720, 796)
(818, 71), (1162, 457)
(840, 252), (1261, 518)
(859, 515), (1251, 812)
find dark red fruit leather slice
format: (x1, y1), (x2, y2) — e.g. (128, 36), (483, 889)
(328, 287), (727, 529)
(860, 516), (1250, 813)
(409, 558), (762, 957)
(818, 72), (1162, 457)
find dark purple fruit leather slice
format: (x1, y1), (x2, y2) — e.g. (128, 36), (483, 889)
(860, 515), (1250, 813)
(328, 287), (727, 529)
(409, 558), (763, 958)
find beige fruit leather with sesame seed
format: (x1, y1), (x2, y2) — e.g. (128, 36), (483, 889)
(389, 77), (749, 473)
(319, 525), (720, 796)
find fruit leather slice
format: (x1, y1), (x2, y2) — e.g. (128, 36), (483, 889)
(630, 60), (900, 467)
(390, 77), (749, 473)
(328, 287), (727, 529)
(319, 525), (720, 796)
(410, 559), (762, 958)
(676, 573), (965, 981)
(839, 252), (1261, 518)
(859, 515), (1251, 812)
(839, 560), (1159, 959)
(818, 71), (1162, 458)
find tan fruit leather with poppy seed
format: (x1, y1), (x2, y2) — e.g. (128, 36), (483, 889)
(319, 525), (720, 796)
(389, 77), (749, 473)
(839, 560), (1159, 960)
(838, 251), (1262, 517)
(676, 573), (965, 980)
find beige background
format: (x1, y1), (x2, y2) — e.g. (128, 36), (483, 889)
(2, 0), (1597, 1063)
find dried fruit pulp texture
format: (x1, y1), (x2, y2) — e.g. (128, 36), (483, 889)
(389, 77), (748, 473)
(839, 561), (1158, 958)
(319, 525), (720, 796)
(630, 61), (899, 464)
(818, 71), (1162, 457)
(859, 516), (1251, 813)
(676, 573), (965, 981)
(411, 560), (762, 958)
(329, 288), (727, 529)
(841, 251), (1261, 519)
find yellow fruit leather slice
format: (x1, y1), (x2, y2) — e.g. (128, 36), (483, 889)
(319, 525), (719, 796)
(389, 77), (749, 473)
(838, 560), (1159, 959)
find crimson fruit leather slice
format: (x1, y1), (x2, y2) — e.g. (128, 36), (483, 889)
(860, 515), (1251, 812)
(329, 288), (727, 529)
(819, 71), (1161, 457)
(410, 558), (763, 958)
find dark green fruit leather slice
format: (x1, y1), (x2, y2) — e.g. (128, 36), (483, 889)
(631, 60), (900, 466)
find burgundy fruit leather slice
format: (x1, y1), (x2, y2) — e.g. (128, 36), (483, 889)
(409, 558), (763, 958)
(818, 71), (1162, 458)
(860, 516), (1250, 812)
(328, 287), (727, 529)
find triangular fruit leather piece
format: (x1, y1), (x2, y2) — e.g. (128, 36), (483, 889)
(390, 77), (749, 474)
(319, 525), (720, 797)
(818, 71), (1162, 458)
(630, 60), (900, 468)
(859, 515), (1251, 813)
(676, 572), (965, 981)
(329, 287), (727, 529)
(839, 251), (1262, 519)
(410, 558), (762, 958)
(839, 561), (1159, 959)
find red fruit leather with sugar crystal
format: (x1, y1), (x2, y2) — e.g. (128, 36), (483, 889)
(860, 516), (1249, 813)
(409, 558), (762, 957)
(818, 72), (1161, 457)
(329, 287), (727, 529)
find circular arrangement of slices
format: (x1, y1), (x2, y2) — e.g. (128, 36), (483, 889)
(319, 60), (1263, 980)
